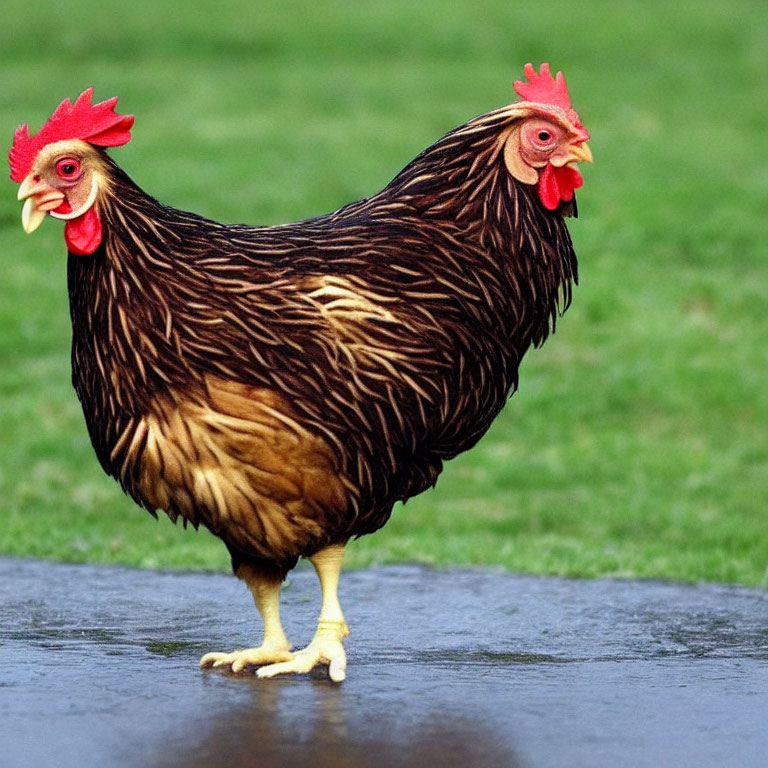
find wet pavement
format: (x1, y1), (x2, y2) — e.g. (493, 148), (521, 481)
(1, 557), (766, 768)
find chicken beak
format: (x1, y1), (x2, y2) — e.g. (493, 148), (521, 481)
(20, 197), (48, 234)
(569, 141), (593, 165)
(17, 175), (65, 234)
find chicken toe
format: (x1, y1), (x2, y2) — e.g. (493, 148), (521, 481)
(258, 544), (349, 681)
(201, 563), (293, 673)
(200, 639), (294, 673)
(256, 618), (349, 682)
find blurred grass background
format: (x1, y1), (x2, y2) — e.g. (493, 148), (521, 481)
(0, 0), (766, 585)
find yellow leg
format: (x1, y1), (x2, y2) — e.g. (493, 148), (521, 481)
(258, 543), (349, 682)
(200, 564), (294, 673)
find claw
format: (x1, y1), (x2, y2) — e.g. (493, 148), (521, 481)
(205, 545), (350, 681)
(200, 641), (294, 673)
(257, 619), (349, 682)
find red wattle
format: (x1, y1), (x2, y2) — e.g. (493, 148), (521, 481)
(538, 163), (561, 210)
(64, 206), (103, 255)
(538, 163), (584, 211)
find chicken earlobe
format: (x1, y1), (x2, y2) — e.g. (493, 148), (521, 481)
(503, 125), (538, 186)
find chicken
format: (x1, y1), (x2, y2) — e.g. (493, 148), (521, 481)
(9, 63), (591, 682)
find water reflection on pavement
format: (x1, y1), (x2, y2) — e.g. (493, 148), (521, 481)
(1, 558), (766, 768)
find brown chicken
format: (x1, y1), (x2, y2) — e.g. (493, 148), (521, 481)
(10, 63), (591, 681)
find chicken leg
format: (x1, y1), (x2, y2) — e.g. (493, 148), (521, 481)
(199, 564), (294, 673)
(257, 543), (349, 682)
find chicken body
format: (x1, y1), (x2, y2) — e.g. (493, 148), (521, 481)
(11, 67), (591, 680)
(70, 135), (576, 572)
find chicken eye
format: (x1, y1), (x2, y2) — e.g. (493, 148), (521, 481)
(525, 123), (559, 154)
(55, 158), (81, 180)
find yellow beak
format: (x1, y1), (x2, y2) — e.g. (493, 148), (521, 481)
(569, 141), (593, 164)
(17, 175), (65, 234)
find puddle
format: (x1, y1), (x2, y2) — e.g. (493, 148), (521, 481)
(417, 649), (573, 665)
(1, 557), (766, 768)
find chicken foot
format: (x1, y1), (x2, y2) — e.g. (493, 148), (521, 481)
(200, 566), (293, 673)
(257, 543), (349, 683)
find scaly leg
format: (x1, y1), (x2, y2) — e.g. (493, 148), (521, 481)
(200, 564), (294, 673)
(258, 543), (349, 682)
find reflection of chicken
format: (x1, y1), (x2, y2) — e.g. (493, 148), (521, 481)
(10, 63), (591, 681)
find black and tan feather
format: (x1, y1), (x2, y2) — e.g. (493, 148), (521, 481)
(64, 103), (578, 576)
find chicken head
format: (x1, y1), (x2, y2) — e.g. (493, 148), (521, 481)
(10, 88), (133, 255)
(503, 63), (592, 210)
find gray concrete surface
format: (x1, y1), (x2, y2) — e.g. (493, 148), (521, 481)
(1, 556), (766, 768)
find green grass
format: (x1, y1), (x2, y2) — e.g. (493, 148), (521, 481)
(1, 0), (766, 586)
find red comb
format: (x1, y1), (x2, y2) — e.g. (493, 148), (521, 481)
(9, 88), (133, 182)
(513, 63), (586, 135)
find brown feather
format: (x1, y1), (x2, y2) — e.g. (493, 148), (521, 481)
(66, 103), (578, 572)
